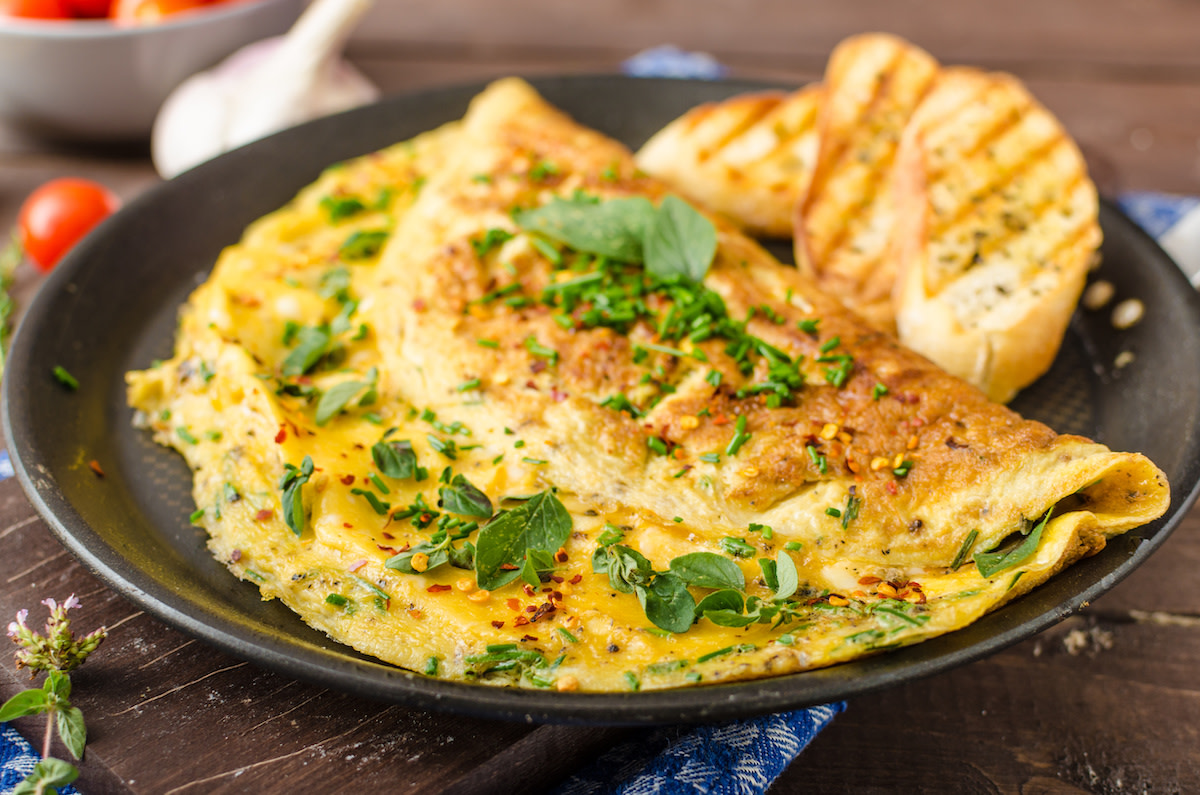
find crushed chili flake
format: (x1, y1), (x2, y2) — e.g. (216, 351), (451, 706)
(523, 584), (536, 596)
(525, 605), (536, 613)
(340, 474), (355, 485)
(530, 602), (556, 622)
(427, 584), (452, 593)
(491, 620), (505, 629)
(555, 548), (569, 563)
(520, 634), (538, 642)
(513, 616), (530, 627)
(254, 509), (274, 521)
(412, 299), (427, 312)
(712, 414), (731, 426)
(230, 549), (242, 563)
(569, 574), (583, 585)
(348, 559), (368, 572)
(506, 598), (521, 611)
(500, 563), (520, 571)
(885, 480), (898, 496)
(343, 522), (353, 529)
(550, 387), (568, 402)
(858, 575), (882, 585)
(274, 427), (287, 444)
(87, 460), (105, 478)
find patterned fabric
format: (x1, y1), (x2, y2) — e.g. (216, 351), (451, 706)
(1117, 191), (1200, 239)
(552, 703), (844, 795)
(622, 45), (729, 80)
(0, 725), (79, 795)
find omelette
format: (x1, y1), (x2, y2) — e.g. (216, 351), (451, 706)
(126, 78), (1169, 692)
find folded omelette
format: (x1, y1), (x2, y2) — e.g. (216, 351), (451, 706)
(126, 78), (1169, 692)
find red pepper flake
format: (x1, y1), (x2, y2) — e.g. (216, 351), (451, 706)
(530, 360), (548, 374)
(382, 532), (395, 540)
(513, 616), (530, 627)
(885, 480), (898, 496)
(87, 460), (105, 478)
(712, 414), (730, 426)
(348, 559), (367, 572)
(550, 387), (568, 402)
(427, 584), (452, 593)
(523, 584), (536, 596)
(530, 602), (556, 622)
(554, 548), (569, 563)
(551, 591), (563, 602)
(525, 605), (536, 613)
(520, 634), (538, 642)
(377, 544), (401, 555)
(525, 380), (539, 390)
(491, 620), (505, 629)
(343, 522), (353, 529)
(550, 575), (565, 584)
(340, 474), (355, 485)
(500, 563), (520, 571)
(254, 509), (274, 521)
(412, 299), (427, 312)
(274, 427), (287, 444)
(569, 574), (583, 585)
(506, 598), (521, 611)
(230, 549), (242, 563)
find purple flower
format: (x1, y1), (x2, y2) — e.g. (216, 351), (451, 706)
(7, 609), (27, 638)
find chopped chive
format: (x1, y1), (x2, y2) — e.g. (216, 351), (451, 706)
(784, 541), (803, 551)
(622, 671), (640, 691)
(647, 437), (669, 456)
(725, 414), (750, 456)
(557, 627), (579, 643)
(797, 318), (819, 334)
(477, 338), (500, 349)
(368, 472), (390, 494)
(806, 444), (827, 474)
(697, 646), (735, 663)
(699, 452), (720, 464)
(52, 366), (79, 391)
(872, 382), (889, 400)
(825, 507), (842, 518)
(189, 508), (205, 523)
(819, 336), (841, 353)
(176, 427), (199, 445)
(521, 457), (547, 465)
(325, 594), (349, 607)
(457, 378), (482, 392)
(424, 656), (440, 675)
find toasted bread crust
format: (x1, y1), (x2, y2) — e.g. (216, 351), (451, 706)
(635, 86), (822, 237)
(794, 33), (940, 330)
(891, 67), (1101, 403)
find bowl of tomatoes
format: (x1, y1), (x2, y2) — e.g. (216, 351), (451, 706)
(0, 0), (306, 140)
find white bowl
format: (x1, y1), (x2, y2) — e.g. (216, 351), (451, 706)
(0, 0), (307, 140)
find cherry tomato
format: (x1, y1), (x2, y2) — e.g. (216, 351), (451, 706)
(63, 0), (111, 16)
(109, 0), (210, 23)
(0, 0), (72, 18)
(17, 178), (120, 272)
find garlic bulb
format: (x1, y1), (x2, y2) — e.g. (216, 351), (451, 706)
(152, 0), (378, 179)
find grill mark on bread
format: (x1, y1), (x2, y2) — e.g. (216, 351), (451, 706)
(695, 96), (785, 162)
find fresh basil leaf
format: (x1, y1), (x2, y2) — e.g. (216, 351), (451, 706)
(281, 325), (332, 376)
(385, 538), (450, 574)
(474, 490), (572, 590)
(315, 379), (365, 425)
(520, 548), (558, 587)
(758, 558), (778, 592)
(975, 509), (1053, 578)
(636, 573), (696, 634)
(774, 551), (799, 601)
(702, 609), (759, 628)
(643, 195), (717, 283)
(280, 456), (314, 536)
(320, 195), (366, 222)
(439, 474), (493, 518)
(668, 552), (744, 590)
(600, 544), (654, 594)
(43, 669), (70, 700)
(448, 540), (476, 570)
(372, 440), (417, 479)
(513, 195), (654, 262)
(56, 706), (86, 761)
(339, 229), (390, 261)
(17, 758), (78, 792)
(0, 689), (49, 721)
(694, 588), (744, 616)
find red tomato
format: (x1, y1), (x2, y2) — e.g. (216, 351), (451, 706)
(17, 178), (120, 272)
(0, 0), (72, 18)
(64, 0), (111, 16)
(109, 0), (210, 22)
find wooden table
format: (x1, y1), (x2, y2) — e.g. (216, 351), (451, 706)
(2, 2), (1200, 791)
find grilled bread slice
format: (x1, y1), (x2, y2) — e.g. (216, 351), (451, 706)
(634, 85), (822, 238)
(794, 32), (939, 330)
(891, 67), (1102, 404)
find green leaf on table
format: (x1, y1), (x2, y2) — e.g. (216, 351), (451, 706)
(474, 490), (571, 590)
(668, 552), (744, 591)
(14, 758), (78, 795)
(643, 195), (717, 283)
(0, 689), (49, 721)
(56, 706), (86, 761)
(43, 670), (70, 700)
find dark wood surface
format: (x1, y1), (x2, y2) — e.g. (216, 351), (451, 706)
(2, 3), (1200, 792)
